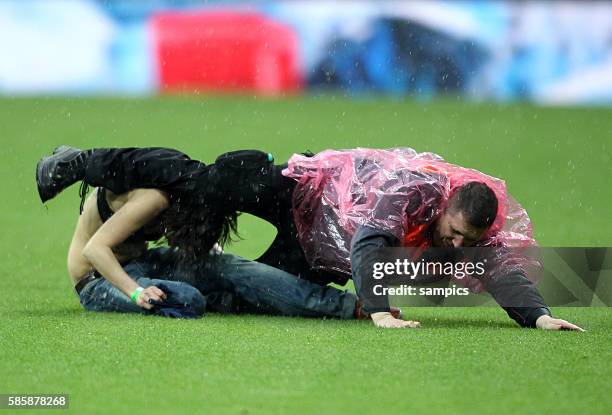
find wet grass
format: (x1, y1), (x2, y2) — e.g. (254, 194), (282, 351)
(0, 96), (610, 414)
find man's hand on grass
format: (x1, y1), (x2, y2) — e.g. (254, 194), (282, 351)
(370, 312), (420, 328)
(536, 315), (585, 332)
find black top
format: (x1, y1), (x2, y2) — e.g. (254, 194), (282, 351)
(96, 187), (163, 243)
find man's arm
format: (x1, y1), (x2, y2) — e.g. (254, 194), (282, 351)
(350, 226), (420, 328)
(484, 272), (550, 327)
(484, 272), (584, 331)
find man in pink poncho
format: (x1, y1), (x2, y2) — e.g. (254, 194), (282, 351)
(283, 147), (582, 329)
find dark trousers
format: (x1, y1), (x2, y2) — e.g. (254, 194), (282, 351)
(83, 148), (343, 285)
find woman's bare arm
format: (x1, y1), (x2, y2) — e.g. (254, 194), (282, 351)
(82, 189), (169, 308)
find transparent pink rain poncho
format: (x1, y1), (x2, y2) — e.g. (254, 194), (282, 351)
(283, 148), (537, 290)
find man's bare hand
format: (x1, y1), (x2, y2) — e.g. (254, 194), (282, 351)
(536, 315), (585, 332)
(370, 312), (420, 328)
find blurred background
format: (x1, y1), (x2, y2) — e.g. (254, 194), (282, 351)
(1, 0), (612, 104)
(1, 0), (611, 251)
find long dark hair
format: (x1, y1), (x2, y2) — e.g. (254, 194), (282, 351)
(160, 194), (239, 263)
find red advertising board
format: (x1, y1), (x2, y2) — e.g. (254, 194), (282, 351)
(151, 10), (302, 95)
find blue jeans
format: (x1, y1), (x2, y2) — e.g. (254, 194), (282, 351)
(78, 255), (207, 316)
(78, 248), (357, 319)
(196, 251), (357, 318)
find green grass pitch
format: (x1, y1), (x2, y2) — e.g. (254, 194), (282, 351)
(0, 96), (610, 414)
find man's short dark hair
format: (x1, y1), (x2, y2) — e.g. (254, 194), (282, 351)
(448, 182), (498, 229)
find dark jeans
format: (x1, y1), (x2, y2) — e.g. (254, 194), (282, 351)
(78, 248), (357, 319)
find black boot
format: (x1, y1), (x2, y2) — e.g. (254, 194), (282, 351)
(36, 145), (91, 203)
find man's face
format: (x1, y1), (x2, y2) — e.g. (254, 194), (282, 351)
(431, 209), (487, 248)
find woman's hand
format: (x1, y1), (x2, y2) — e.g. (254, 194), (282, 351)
(134, 286), (167, 310)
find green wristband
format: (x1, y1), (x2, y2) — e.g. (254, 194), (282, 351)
(130, 287), (144, 303)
